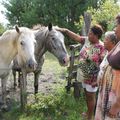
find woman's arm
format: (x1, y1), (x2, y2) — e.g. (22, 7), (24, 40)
(56, 27), (86, 43)
(108, 96), (120, 118)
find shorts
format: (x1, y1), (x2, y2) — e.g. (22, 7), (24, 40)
(82, 82), (98, 92)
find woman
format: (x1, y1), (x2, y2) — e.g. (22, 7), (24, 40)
(95, 13), (120, 120)
(56, 24), (106, 120)
(97, 31), (119, 86)
(95, 31), (119, 120)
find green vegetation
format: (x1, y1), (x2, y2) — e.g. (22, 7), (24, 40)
(3, 91), (86, 120)
(75, 0), (120, 33)
(2, 0), (100, 28)
(0, 23), (6, 35)
(1, 0), (120, 44)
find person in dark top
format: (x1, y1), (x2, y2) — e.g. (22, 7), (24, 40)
(95, 13), (120, 120)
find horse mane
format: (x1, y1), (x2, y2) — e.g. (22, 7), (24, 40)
(2, 27), (31, 37)
(0, 27), (34, 42)
(33, 24), (61, 31)
(32, 24), (47, 31)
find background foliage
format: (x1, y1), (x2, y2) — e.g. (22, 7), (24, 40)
(1, 0), (120, 44)
(0, 23), (6, 34)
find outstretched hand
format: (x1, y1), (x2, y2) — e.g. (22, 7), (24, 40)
(55, 27), (67, 33)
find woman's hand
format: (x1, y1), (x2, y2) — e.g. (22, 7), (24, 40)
(107, 105), (119, 118)
(107, 110), (117, 118)
(55, 27), (67, 33)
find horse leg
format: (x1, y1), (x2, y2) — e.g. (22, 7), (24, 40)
(34, 70), (41, 94)
(18, 71), (21, 88)
(1, 75), (8, 110)
(20, 70), (27, 110)
(34, 56), (44, 94)
(12, 69), (17, 89)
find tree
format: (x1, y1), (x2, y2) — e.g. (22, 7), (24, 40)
(3, 0), (102, 27)
(3, 0), (107, 44)
(76, 0), (120, 34)
(89, 0), (120, 31)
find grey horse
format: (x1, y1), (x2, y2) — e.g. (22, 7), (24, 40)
(12, 23), (69, 94)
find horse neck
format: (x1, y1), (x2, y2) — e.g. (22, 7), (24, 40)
(35, 30), (48, 57)
(0, 31), (18, 66)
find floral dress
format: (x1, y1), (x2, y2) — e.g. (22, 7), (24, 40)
(77, 38), (106, 85)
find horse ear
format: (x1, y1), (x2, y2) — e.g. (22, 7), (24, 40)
(48, 23), (52, 31)
(15, 25), (20, 33)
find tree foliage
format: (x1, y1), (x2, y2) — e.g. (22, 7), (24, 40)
(76, 0), (120, 34)
(89, 0), (120, 30)
(3, 0), (119, 44)
(3, 0), (101, 28)
(0, 24), (6, 35)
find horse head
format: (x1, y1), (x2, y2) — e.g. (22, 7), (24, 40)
(15, 26), (37, 70)
(45, 23), (69, 66)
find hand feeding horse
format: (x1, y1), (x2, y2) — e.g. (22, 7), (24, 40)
(0, 26), (36, 109)
(12, 23), (69, 94)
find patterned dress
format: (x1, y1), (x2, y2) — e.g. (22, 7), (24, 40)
(77, 38), (106, 85)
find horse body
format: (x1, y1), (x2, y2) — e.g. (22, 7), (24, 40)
(0, 26), (36, 109)
(13, 24), (69, 94)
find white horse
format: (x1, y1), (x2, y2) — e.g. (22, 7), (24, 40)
(0, 26), (36, 110)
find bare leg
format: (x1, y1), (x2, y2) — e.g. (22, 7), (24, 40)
(84, 89), (96, 120)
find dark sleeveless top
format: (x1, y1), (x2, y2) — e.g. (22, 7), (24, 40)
(107, 41), (120, 70)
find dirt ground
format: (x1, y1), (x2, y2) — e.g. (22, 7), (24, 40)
(0, 69), (66, 111)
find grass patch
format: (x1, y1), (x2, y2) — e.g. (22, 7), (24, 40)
(2, 88), (87, 120)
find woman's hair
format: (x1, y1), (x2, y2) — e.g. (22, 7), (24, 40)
(90, 24), (103, 39)
(105, 31), (119, 45)
(116, 13), (120, 24)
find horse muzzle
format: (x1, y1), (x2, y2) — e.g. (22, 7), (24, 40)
(27, 59), (37, 70)
(60, 55), (69, 66)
